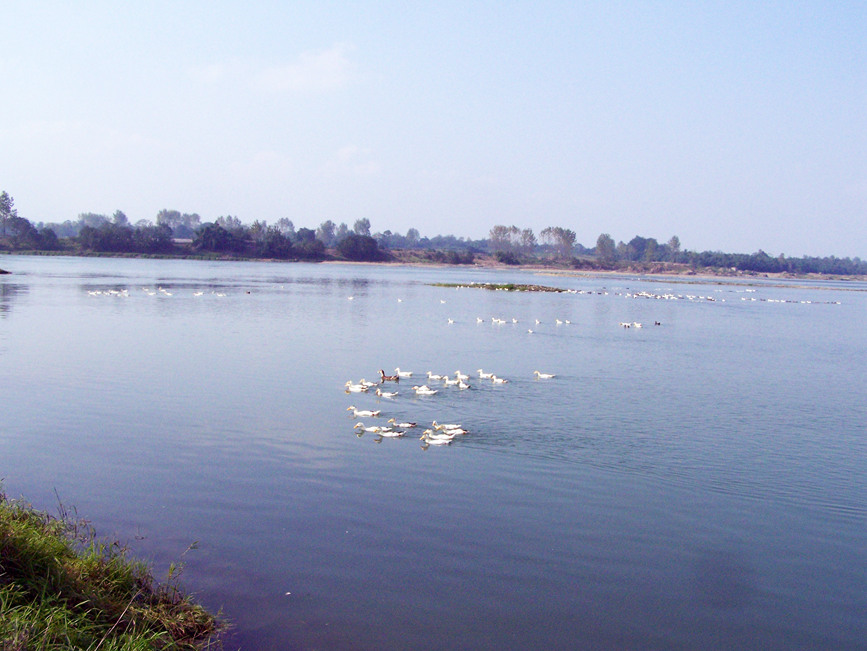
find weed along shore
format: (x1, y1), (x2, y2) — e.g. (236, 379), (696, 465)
(0, 492), (224, 649)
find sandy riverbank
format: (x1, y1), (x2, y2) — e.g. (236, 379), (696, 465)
(322, 256), (867, 288)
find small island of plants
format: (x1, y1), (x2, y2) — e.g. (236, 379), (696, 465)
(0, 491), (223, 650)
(431, 282), (566, 292)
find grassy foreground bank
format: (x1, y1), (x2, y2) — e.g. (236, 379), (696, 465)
(0, 492), (223, 650)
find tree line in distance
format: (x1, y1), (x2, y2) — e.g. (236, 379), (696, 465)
(0, 191), (863, 276)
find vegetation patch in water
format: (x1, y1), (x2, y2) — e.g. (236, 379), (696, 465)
(0, 491), (223, 650)
(431, 282), (566, 292)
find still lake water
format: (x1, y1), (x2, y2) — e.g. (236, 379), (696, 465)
(1, 254), (865, 649)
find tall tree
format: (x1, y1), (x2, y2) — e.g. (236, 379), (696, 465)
(596, 233), (616, 262)
(157, 210), (201, 237)
(112, 210), (129, 227)
(338, 233), (379, 261)
(554, 227), (576, 259)
(216, 215), (243, 232)
(520, 228), (537, 255)
(250, 220), (267, 240)
(543, 226), (576, 259)
(275, 218), (295, 237)
(7, 215), (40, 248)
(194, 223), (232, 252)
(625, 235), (657, 261)
(353, 218), (371, 236)
(643, 238), (659, 261)
(489, 225), (511, 252)
(316, 220), (336, 246)
(77, 212), (110, 229)
(507, 225), (521, 250)
(0, 191), (18, 237)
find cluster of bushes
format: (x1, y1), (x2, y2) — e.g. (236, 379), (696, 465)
(494, 251), (520, 265)
(336, 233), (386, 261)
(591, 233), (866, 275)
(677, 249), (866, 275)
(1, 215), (61, 251)
(426, 249), (475, 264)
(78, 222), (175, 254)
(192, 222), (327, 259)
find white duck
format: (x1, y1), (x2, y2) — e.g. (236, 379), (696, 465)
(376, 428), (405, 438)
(412, 385), (438, 396)
(455, 370), (469, 381)
(477, 369), (494, 379)
(375, 388), (399, 398)
(432, 420), (461, 431)
(533, 371), (556, 379)
(394, 368), (413, 378)
(388, 418), (417, 428)
(354, 422), (383, 433)
(347, 406), (381, 417)
(422, 429), (455, 441)
(345, 382), (369, 393)
(420, 430), (453, 445)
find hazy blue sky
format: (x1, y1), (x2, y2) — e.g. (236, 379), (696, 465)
(2, 1), (864, 256)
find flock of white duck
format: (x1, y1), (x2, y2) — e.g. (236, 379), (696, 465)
(614, 287), (840, 305)
(86, 283), (838, 315)
(86, 287), (228, 298)
(345, 367), (556, 449)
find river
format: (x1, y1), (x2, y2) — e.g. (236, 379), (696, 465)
(1, 255), (864, 649)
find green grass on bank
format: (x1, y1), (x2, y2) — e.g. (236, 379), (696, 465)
(0, 492), (223, 650)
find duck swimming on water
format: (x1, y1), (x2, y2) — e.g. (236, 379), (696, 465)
(388, 418), (417, 428)
(347, 406), (381, 417)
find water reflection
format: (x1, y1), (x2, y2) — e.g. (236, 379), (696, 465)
(0, 282), (26, 317)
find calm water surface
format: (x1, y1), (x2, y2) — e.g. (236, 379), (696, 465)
(1, 255), (865, 650)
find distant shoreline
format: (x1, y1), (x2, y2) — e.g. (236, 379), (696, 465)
(2, 250), (865, 286)
(321, 256), (867, 287)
